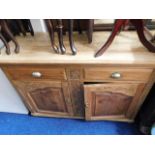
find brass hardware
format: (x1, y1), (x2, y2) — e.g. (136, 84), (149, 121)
(111, 72), (121, 79)
(32, 72), (42, 78)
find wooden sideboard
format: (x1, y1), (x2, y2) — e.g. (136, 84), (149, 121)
(1, 32), (155, 122)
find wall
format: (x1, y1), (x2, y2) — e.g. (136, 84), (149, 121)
(30, 19), (47, 32)
(0, 69), (28, 114)
(0, 19), (46, 114)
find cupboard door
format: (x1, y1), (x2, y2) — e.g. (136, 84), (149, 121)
(84, 83), (145, 122)
(13, 81), (73, 117)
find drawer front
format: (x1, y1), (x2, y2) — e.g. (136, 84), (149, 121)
(3, 66), (67, 81)
(84, 67), (152, 82)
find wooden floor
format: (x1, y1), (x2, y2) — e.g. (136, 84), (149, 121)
(0, 31), (155, 67)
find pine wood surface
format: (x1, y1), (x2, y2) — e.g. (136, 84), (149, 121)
(0, 31), (155, 67)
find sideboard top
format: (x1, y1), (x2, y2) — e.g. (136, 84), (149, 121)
(0, 31), (155, 67)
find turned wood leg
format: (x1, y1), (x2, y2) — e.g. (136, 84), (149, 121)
(56, 19), (66, 54)
(130, 19), (155, 52)
(1, 20), (20, 53)
(16, 19), (26, 36)
(68, 19), (77, 55)
(95, 19), (127, 57)
(0, 33), (10, 54)
(87, 19), (94, 43)
(45, 19), (59, 53)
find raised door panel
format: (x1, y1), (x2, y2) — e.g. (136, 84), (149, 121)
(29, 87), (67, 112)
(84, 83), (145, 122)
(13, 81), (73, 117)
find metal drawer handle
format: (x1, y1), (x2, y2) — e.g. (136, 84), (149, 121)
(32, 72), (42, 78)
(111, 72), (121, 79)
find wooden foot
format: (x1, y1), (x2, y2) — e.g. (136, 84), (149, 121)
(56, 19), (66, 54)
(68, 20), (77, 55)
(45, 19), (59, 53)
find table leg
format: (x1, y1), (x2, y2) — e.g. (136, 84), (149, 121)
(95, 19), (127, 57)
(45, 19), (59, 53)
(68, 19), (77, 55)
(1, 20), (20, 53)
(56, 19), (66, 54)
(0, 33), (10, 54)
(130, 19), (155, 52)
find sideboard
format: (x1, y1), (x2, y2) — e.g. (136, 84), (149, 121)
(1, 31), (155, 122)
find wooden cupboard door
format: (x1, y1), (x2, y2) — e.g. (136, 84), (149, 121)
(84, 83), (145, 122)
(13, 81), (73, 117)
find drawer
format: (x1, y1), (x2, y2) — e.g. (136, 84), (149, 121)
(3, 66), (67, 81)
(84, 67), (152, 82)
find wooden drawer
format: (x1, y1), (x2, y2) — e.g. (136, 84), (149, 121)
(84, 67), (152, 82)
(3, 66), (67, 81)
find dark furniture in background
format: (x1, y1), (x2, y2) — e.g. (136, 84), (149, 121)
(0, 20), (20, 54)
(93, 19), (155, 31)
(45, 19), (94, 55)
(46, 19), (155, 57)
(136, 84), (155, 134)
(95, 19), (155, 57)
(0, 19), (34, 55)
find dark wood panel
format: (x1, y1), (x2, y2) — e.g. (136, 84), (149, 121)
(29, 87), (67, 112)
(92, 92), (132, 116)
(69, 80), (84, 117)
(13, 81), (74, 117)
(84, 83), (143, 121)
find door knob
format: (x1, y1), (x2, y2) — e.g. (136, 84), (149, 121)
(111, 72), (121, 79)
(32, 72), (42, 78)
